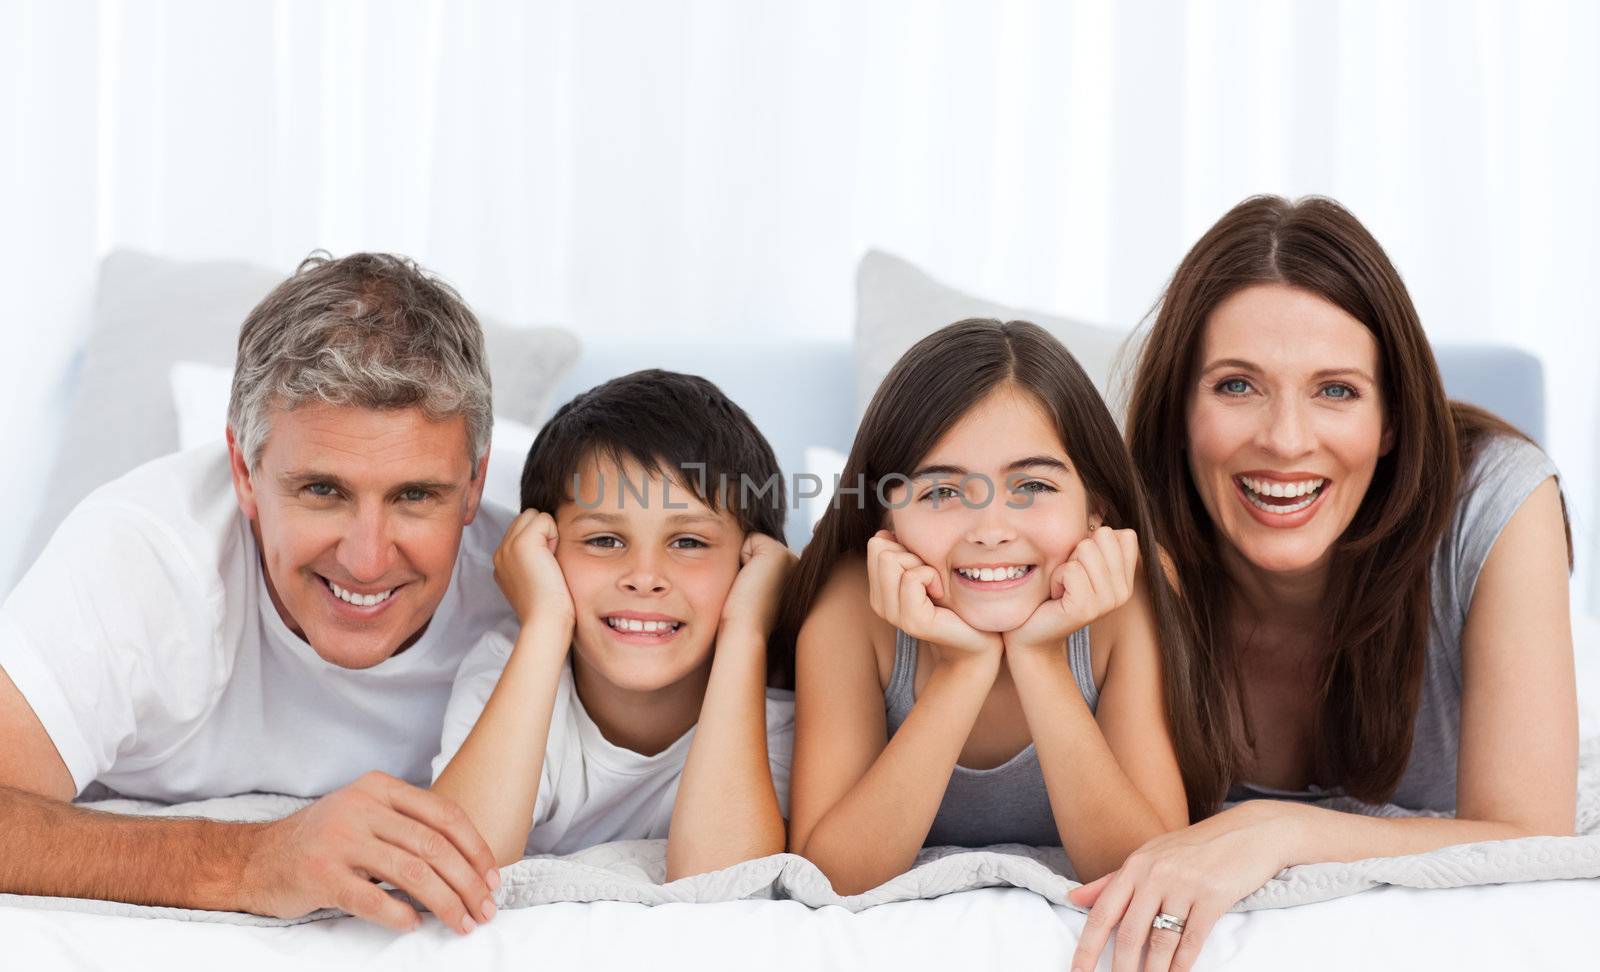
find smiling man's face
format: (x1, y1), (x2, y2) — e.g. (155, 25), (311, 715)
(227, 401), (487, 669)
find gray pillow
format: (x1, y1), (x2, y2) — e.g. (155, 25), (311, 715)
(22, 249), (581, 573)
(854, 249), (1133, 415)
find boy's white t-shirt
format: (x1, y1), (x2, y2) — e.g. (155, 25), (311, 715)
(0, 442), (516, 802)
(431, 627), (796, 856)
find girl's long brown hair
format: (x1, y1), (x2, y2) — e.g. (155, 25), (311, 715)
(773, 318), (1228, 822)
(1127, 195), (1572, 806)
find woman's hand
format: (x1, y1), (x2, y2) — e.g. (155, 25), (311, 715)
(492, 509), (575, 629)
(1068, 801), (1297, 972)
(1005, 526), (1139, 656)
(866, 529), (1002, 663)
(718, 532), (798, 638)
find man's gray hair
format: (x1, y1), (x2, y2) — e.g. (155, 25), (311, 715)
(227, 252), (492, 473)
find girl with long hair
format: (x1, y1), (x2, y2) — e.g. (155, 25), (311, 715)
(779, 318), (1219, 894)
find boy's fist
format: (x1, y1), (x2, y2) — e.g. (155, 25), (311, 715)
(492, 509), (575, 626)
(718, 532), (797, 637)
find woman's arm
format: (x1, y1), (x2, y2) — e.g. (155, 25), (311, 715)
(666, 534), (792, 880)
(788, 555), (1003, 896)
(432, 510), (576, 867)
(1068, 476), (1577, 972)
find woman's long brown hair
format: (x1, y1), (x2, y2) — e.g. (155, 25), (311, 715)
(773, 318), (1228, 823)
(1127, 195), (1572, 807)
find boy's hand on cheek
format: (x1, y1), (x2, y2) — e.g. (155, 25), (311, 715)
(493, 509), (576, 629)
(1003, 526), (1139, 655)
(867, 530), (1002, 663)
(718, 532), (797, 638)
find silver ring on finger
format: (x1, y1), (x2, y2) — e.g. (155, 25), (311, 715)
(1152, 912), (1186, 933)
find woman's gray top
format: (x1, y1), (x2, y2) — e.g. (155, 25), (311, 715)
(883, 624), (1099, 847)
(1230, 434), (1561, 811)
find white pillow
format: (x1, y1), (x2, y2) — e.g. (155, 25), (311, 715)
(171, 361), (536, 514)
(854, 249), (1132, 417)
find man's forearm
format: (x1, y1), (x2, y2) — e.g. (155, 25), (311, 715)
(0, 785), (259, 911)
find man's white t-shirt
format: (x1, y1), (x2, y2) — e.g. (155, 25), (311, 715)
(431, 627), (795, 856)
(0, 442), (516, 802)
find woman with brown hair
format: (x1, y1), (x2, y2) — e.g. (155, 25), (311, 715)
(1070, 195), (1577, 972)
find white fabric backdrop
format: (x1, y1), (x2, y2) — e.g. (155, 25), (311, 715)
(2, 0), (1595, 607)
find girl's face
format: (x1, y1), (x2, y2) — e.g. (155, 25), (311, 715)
(1184, 282), (1391, 579)
(885, 384), (1097, 633)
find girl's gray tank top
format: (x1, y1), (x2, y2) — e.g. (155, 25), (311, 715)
(883, 626), (1099, 848)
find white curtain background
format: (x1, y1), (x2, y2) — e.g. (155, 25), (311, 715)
(2, 0), (1597, 609)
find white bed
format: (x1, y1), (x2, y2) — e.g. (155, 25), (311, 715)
(5, 879), (1599, 971)
(3, 253), (1594, 971)
(7, 608), (1596, 970)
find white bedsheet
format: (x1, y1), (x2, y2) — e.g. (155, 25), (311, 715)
(6, 612), (1596, 969)
(5, 879), (1597, 971)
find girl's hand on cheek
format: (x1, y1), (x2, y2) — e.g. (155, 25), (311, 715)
(867, 530), (1002, 663)
(719, 532), (798, 638)
(493, 509), (576, 630)
(1004, 526), (1138, 655)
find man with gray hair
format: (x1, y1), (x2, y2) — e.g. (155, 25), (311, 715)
(0, 253), (516, 934)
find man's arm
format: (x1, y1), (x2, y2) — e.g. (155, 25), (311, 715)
(0, 666), (500, 932)
(0, 664), (73, 800)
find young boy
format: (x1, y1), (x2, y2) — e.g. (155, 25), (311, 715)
(432, 369), (795, 887)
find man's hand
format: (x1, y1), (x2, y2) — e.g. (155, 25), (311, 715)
(718, 533), (798, 638)
(239, 771), (500, 934)
(1004, 526), (1139, 656)
(493, 509), (575, 628)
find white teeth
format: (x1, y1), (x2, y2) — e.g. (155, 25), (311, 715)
(606, 617), (682, 634)
(956, 565), (1031, 582)
(1241, 476), (1325, 499)
(1244, 490), (1318, 514)
(329, 580), (394, 607)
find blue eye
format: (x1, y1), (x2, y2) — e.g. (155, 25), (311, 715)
(399, 487), (435, 502)
(1217, 378), (1251, 396)
(304, 482), (338, 498)
(1322, 383), (1358, 401)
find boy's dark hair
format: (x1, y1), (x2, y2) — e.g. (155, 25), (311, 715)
(519, 369), (787, 545)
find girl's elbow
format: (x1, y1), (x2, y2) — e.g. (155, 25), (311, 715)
(1509, 813), (1575, 839)
(793, 835), (881, 896)
(812, 859), (882, 897)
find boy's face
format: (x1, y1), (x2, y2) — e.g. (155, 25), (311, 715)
(554, 453), (745, 694)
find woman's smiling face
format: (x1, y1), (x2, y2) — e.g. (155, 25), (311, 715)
(1185, 282), (1392, 578)
(883, 384), (1096, 633)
